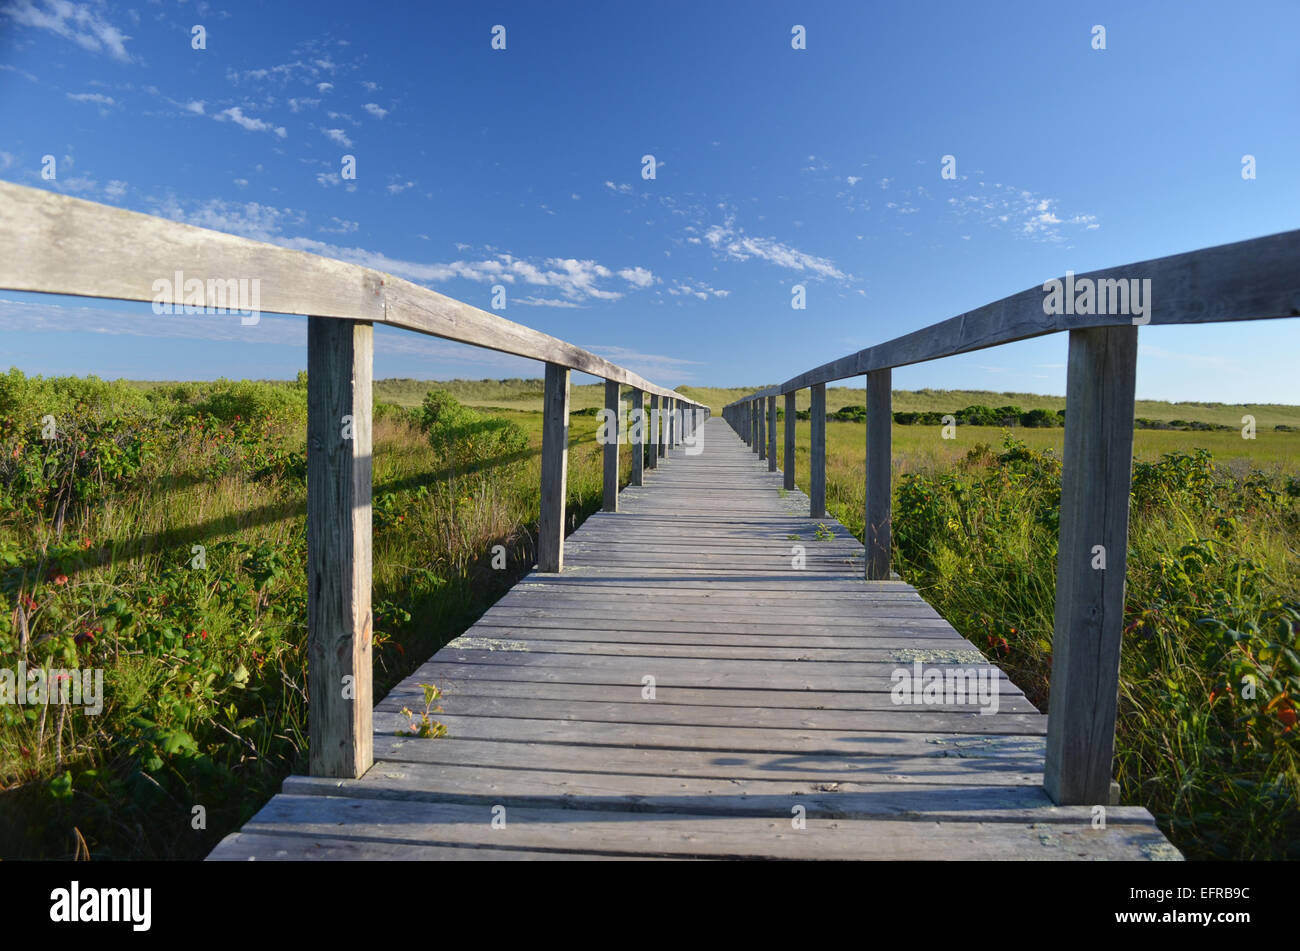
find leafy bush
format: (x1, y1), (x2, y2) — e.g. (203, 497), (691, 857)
(892, 435), (1300, 859)
(419, 390), (528, 478)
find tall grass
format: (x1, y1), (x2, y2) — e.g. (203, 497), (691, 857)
(862, 435), (1299, 859)
(0, 370), (621, 859)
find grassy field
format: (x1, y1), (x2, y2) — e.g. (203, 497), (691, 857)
(3, 371), (1297, 860)
(0, 371), (637, 859)
(679, 385), (1300, 431)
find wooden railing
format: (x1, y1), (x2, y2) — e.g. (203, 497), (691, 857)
(0, 180), (707, 779)
(723, 228), (1300, 805)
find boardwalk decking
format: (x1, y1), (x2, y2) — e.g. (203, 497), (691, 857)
(208, 418), (1181, 861)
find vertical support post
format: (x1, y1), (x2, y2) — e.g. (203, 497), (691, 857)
(810, 383), (826, 518)
(865, 369), (892, 580)
(537, 362), (570, 573)
(753, 399), (763, 456)
(657, 395), (667, 458)
(602, 379), (620, 513)
(767, 395), (777, 471)
(668, 397), (676, 448)
(648, 394), (659, 468)
(1044, 325), (1139, 806)
(307, 316), (373, 779)
(783, 391), (796, 490)
(631, 389), (644, 486)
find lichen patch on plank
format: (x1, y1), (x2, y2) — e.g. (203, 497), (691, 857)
(448, 636), (530, 652)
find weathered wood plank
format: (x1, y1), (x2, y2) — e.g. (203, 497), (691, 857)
(810, 383), (826, 518)
(866, 368), (892, 580)
(630, 389), (644, 486)
(306, 317), (373, 779)
(221, 794), (1179, 861)
(537, 362), (569, 573)
(1044, 326), (1139, 805)
(783, 391), (796, 489)
(766, 395), (777, 471)
(602, 379), (619, 512)
(283, 766), (1156, 823)
(0, 181), (701, 406)
(371, 736), (1044, 784)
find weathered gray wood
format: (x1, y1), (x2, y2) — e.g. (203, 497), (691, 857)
(647, 394), (659, 468)
(741, 232), (1300, 396)
(1045, 326), (1139, 805)
(0, 181), (702, 408)
(220, 794), (1177, 861)
(630, 389), (644, 486)
(657, 396), (667, 458)
(783, 392), (796, 490)
(667, 397), (676, 448)
(369, 736), (1043, 785)
(810, 383), (826, 518)
(865, 369), (892, 580)
(602, 379), (619, 513)
(537, 363), (569, 573)
(282, 766), (1157, 823)
(767, 395), (778, 472)
(306, 317), (373, 779)
(216, 411), (1178, 861)
(754, 399), (763, 456)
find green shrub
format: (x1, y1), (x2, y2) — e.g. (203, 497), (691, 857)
(419, 390), (528, 478)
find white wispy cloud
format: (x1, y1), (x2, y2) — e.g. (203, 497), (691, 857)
(215, 106), (287, 138)
(2, 0), (132, 62)
(667, 279), (729, 300)
(363, 102), (388, 118)
(604, 181), (633, 194)
(322, 127), (352, 148)
(148, 196), (661, 307)
(66, 91), (115, 106)
(946, 184), (1098, 242)
(702, 218), (847, 281)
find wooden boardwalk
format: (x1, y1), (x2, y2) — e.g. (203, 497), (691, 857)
(208, 418), (1180, 861)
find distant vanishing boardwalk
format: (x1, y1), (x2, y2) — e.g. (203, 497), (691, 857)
(208, 419), (1180, 861)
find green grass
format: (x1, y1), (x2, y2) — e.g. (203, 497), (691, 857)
(0, 371), (644, 859)
(5, 369), (1298, 860)
(679, 385), (1300, 430)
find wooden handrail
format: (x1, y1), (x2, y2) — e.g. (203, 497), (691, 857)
(720, 229), (1298, 808)
(0, 177), (711, 780)
(0, 180), (702, 407)
(727, 227), (1300, 401)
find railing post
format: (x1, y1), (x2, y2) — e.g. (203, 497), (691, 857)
(537, 362), (570, 572)
(809, 382), (826, 518)
(753, 399), (762, 456)
(602, 379), (619, 513)
(631, 389), (644, 486)
(657, 395), (667, 458)
(865, 369), (891, 580)
(669, 397), (677, 448)
(766, 395), (777, 471)
(1045, 325), (1139, 805)
(306, 316), (373, 779)
(783, 391), (796, 490)
(648, 394), (659, 468)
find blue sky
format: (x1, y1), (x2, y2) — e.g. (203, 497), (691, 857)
(1, 0), (1298, 402)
